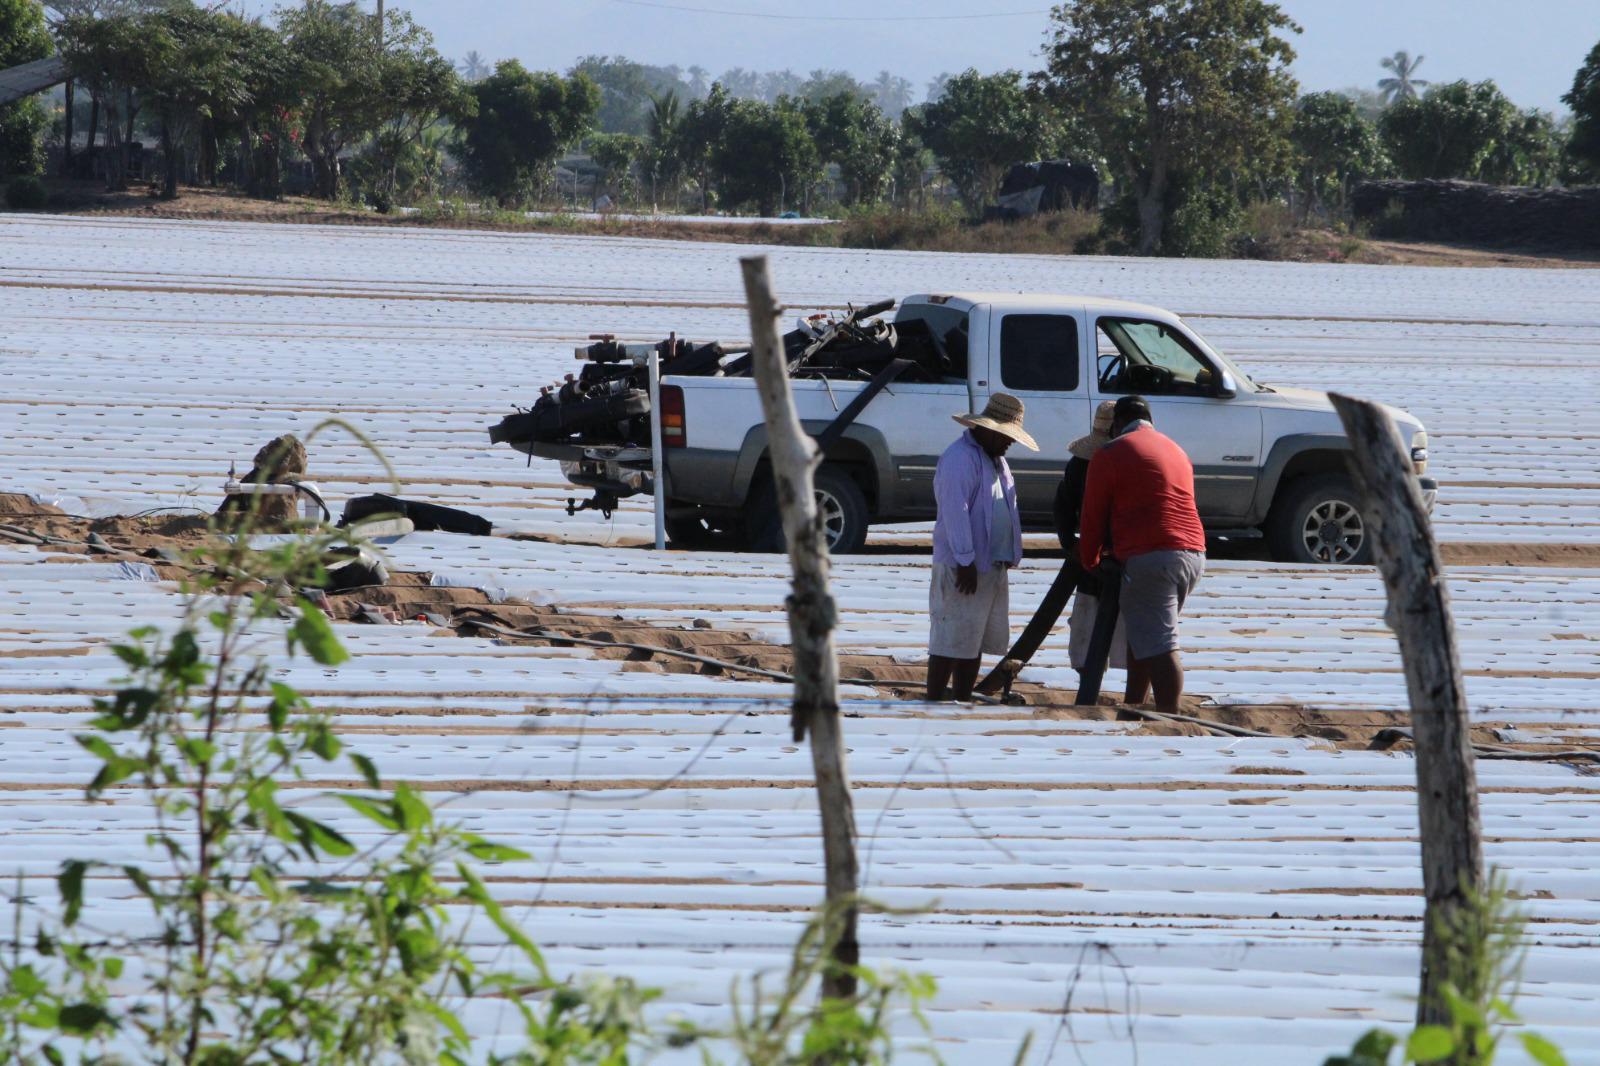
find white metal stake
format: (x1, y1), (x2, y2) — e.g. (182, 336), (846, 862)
(648, 343), (666, 551)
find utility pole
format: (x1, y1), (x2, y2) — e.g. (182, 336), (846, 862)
(374, 0), (383, 48)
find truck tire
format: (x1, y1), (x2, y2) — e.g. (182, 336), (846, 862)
(1267, 475), (1373, 565)
(746, 466), (870, 555)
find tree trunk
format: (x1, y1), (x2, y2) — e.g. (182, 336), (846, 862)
(199, 117), (217, 186)
(1136, 155), (1168, 256)
(61, 80), (75, 177)
(161, 120), (179, 200)
(1330, 394), (1484, 1031)
(85, 92), (100, 181)
(740, 254), (861, 1002)
(121, 90), (136, 186)
(309, 148), (338, 200)
(101, 94), (123, 191)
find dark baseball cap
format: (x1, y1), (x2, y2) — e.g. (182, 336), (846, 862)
(1113, 395), (1152, 425)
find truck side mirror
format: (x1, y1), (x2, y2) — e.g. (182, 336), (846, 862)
(1214, 369), (1237, 398)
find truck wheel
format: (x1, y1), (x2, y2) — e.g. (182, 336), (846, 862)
(746, 466), (870, 555)
(1267, 475), (1373, 565)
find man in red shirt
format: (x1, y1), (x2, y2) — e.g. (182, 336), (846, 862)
(1078, 395), (1207, 714)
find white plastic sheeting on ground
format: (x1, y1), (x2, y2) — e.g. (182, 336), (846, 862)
(2, 213), (1598, 542)
(3, 216), (1599, 1063)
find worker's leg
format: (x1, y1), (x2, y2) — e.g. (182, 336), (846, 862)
(950, 656), (982, 701)
(1119, 551), (1202, 712)
(958, 565), (1008, 703)
(926, 655), (955, 701)
(1123, 645), (1151, 706)
(1144, 651), (1184, 714)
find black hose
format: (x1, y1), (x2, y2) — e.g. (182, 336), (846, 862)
(1075, 561), (1122, 706)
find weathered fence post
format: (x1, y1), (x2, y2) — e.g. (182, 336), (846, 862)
(740, 255), (860, 1000)
(1331, 393), (1484, 1028)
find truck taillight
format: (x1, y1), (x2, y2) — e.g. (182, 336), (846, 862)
(660, 384), (686, 448)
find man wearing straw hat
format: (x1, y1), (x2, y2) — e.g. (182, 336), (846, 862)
(927, 393), (1037, 702)
(1058, 400), (1127, 675)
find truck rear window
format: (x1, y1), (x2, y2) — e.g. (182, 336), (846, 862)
(1000, 314), (1079, 391)
(894, 303), (969, 380)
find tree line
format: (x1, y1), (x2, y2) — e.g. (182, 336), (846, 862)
(3, 0), (1599, 256)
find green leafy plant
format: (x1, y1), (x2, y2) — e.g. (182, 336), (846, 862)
(4, 175), (48, 210)
(0, 427), (949, 1066)
(699, 902), (940, 1066)
(1323, 874), (1568, 1066)
(0, 428), (638, 1066)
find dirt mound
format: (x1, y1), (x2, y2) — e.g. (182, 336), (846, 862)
(246, 434), (307, 480)
(0, 506), (219, 558)
(1439, 542), (1600, 568)
(6, 492), (1596, 762)
(214, 434), (309, 528)
(0, 493), (64, 517)
(90, 513), (213, 543)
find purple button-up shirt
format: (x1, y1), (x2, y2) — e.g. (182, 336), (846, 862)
(932, 430), (1023, 572)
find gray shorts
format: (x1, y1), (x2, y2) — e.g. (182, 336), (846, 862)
(1120, 550), (1204, 660)
(929, 564), (1010, 660)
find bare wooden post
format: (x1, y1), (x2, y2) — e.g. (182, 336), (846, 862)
(1331, 393), (1483, 1028)
(740, 254), (860, 1000)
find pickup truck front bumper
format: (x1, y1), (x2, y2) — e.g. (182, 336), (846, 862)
(1419, 476), (1438, 514)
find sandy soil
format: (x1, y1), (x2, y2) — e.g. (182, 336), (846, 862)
(8, 498), (1598, 765)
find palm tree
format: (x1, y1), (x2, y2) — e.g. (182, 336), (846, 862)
(645, 91), (682, 209)
(685, 65), (710, 100)
(1378, 51), (1429, 105)
(457, 50), (490, 82)
(871, 71), (913, 118)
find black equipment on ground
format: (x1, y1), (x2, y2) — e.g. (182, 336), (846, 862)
(339, 494), (493, 537)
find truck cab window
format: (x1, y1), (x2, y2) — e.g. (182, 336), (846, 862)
(894, 303), (969, 381)
(1000, 314), (1080, 391)
(1097, 317), (1217, 396)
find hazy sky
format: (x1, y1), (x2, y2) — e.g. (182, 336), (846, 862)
(252, 0), (1600, 113)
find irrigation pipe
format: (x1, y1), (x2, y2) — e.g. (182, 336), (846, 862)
(452, 612), (799, 685)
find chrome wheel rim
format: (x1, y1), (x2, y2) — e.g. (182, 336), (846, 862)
(816, 488), (846, 549)
(1301, 499), (1365, 563)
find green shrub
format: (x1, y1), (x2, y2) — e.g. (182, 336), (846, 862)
(1323, 872), (1570, 1066)
(4, 174), (47, 210)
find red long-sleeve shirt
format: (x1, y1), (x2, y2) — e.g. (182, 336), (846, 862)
(1078, 423), (1207, 569)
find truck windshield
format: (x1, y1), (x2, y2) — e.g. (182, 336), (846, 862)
(894, 303), (969, 380)
(1097, 317), (1263, 395)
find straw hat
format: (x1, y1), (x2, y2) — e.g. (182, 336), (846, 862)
(954, 393), (1038, 451)
(1068, 400), (1118, 460)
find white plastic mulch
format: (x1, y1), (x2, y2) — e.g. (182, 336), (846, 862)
(2, 215), (1599, 1063)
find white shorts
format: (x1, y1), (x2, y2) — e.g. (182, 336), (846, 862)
(929, 564), (1010, 660)
(1068, 590), (1127, 671)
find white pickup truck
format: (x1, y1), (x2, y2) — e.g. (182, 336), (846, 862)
(523, 293), (1437, 565)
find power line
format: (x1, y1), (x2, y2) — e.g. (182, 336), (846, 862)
(609, 0), (1051, 21)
